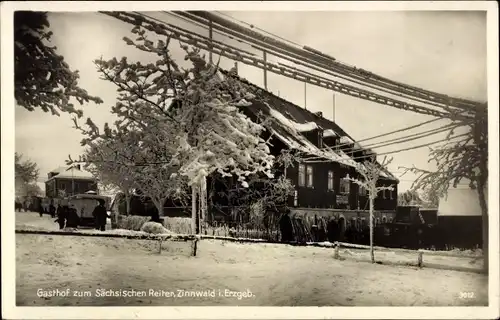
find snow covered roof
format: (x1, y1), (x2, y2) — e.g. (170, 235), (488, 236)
(46, 166), (96, 182)
(323, 129), (338, 138)
(220, 70), (399, 183)
(49, 166), (68, 174)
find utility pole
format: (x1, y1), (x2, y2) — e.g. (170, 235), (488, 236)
(304, 82), (307, 110)
(208, 19), (213, 64)
(332, 92), (336, 122)
(263, 50), (268, 90)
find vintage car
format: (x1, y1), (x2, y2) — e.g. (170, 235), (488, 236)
(67, 193), (111, 227)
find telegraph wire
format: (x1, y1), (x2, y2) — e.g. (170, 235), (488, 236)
(321, 117), (447, 150)
(137, 11), (258, 58)
(291, 118), (453, 160)
(302, 121), (459, 159)
(214, 11), (304, 49)
(302, 125), (464, 162)
(172, 11), (475, 115)
(106, 11), (473, 121)
(218, 12), (484, 110)
(342, 123), (457, 152)
(181, 11), (483, 112)
(164, 11), (254, 50)
(163, 11), (286, 68)
(302, 133), (469, 164)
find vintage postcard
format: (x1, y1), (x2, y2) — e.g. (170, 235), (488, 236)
(1, 1), (498, 319)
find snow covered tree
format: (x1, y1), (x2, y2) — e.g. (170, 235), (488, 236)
(346, 156), (394, 263)
(15, 152), (41, 198)
(71, 117), (189, 221)
(398, 188), (439, 208)
(14, 11), (102, 117)
(73, 23), (275, 234)
(78, 135), (138, 216)
(15, 153), (39, 185)
(401, 110), (488, 272)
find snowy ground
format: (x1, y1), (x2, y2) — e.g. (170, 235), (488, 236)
(16, 211), (113, 232)
(15, 212), (488, 306)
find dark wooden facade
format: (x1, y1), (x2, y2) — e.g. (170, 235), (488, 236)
(45, 178), (98, 198)
(285, 160), (397, 211)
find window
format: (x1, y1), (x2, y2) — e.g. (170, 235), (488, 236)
(306, 165), (314, 187)
(382, 216), (387, 223)
(340, 178), (350, 194)
(382, 189), (386, 199)
(327, 171), (334, 191)
(298, 164), (306, 186)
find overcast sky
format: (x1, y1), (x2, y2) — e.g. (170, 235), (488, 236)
(14, 10), (487, 192)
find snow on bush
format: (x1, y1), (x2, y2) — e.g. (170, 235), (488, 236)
(163, 217), (192, 234)
(140, 221), (174, 235)
(118, 215), (150, 231)
(101, 229), (149, 237)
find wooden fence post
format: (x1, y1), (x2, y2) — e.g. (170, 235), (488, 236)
(191, 238), (199, 257)
(334, 242), (340, 260)
(417, 251), (423, 268)
(158, 239), (162, 254)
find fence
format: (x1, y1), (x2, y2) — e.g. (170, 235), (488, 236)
(162, 217), (281, 242)
(126, 213), (481, 251)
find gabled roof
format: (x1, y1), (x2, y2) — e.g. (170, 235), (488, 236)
(222, 71), (399, 183)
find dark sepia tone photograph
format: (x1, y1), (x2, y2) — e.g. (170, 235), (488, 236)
(2, 1), (498, 320)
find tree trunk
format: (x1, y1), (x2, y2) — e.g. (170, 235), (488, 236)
(124, 191), (131, 215)
(200, 177), (208, 235)
(152, 199), (163, 222)
(477, 181), (488, 273)
(191, 186), (198, 235)
(369, 197), (375, 263)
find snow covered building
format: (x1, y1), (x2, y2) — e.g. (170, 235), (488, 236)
(436, 180), (485, 248)
(228, 75), (399, 222)
(45, 165), (98, 198)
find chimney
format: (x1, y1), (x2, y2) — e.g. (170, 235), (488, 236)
(314, 111), (323, 118)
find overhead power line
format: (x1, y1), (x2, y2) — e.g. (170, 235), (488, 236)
(303, 133), (469, 164)
(215, 11), (303, 48)
(164, 11), (255, 52)
(173, 11), (475, 118)
(301, 123), (460, 162)
(344, 123), (457, 152)
(309, 120), (459, 156)
(324, 117), (446, 150)
(181, 11), (484, 114)
(102, 11), (470, 121)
